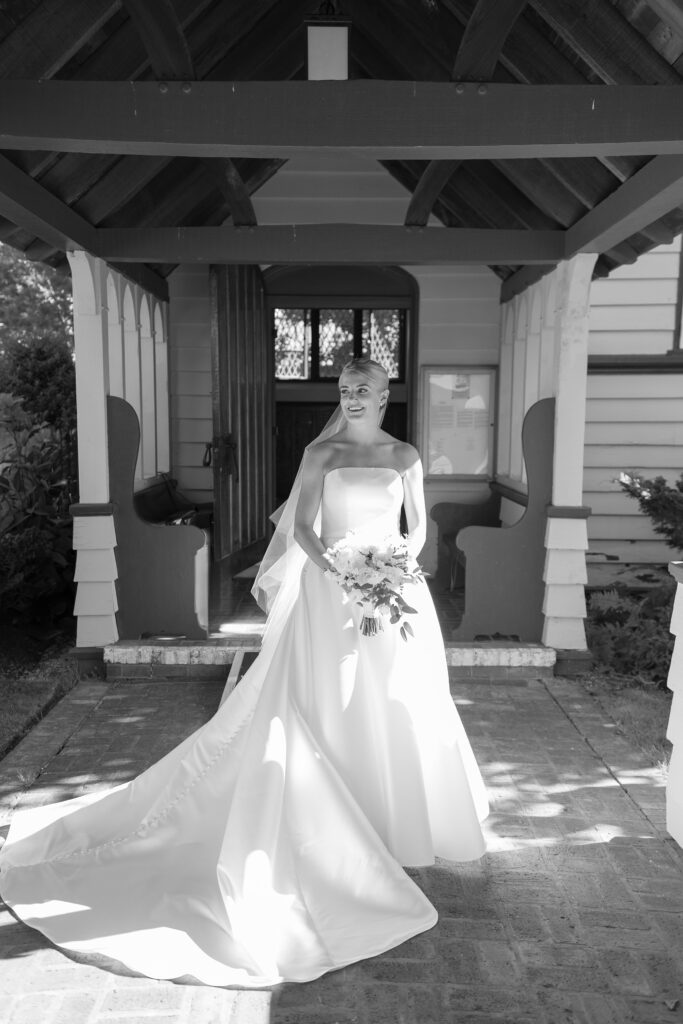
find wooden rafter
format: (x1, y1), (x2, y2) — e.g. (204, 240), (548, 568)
(92, 225), (565, 264)
(122, 0), (256, 226)
(499, 265), (556, 303)
(121, 0), (194, 80)
(4, 82), (683, 159)
(565, 155), (683, 256)
(0, 153), (168, 300)
(527, 0), (680, 85)
(404, 0), (527, 227)
(0, 153), (97, 253)
(0, 0), (119, 79)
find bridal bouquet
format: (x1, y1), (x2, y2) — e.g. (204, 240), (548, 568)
(323, 533), (424, 641)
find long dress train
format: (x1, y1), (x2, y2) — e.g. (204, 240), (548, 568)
(0, 467), (488, 987)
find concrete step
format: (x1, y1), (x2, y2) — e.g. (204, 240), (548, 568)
(103, 637), (557, 681)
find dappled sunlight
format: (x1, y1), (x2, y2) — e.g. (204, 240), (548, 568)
(217, 622), (264, 636)
(219, 850), (297, 981)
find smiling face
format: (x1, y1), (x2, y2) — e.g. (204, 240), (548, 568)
(338, 370), (389, 425)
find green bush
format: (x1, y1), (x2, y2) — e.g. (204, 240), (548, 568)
(0, 394), (75, 623)
(586, 581), (675, 688)
(619, 471), (683, 553)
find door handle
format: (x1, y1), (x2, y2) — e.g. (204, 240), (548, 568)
(209, 434), (239, 482)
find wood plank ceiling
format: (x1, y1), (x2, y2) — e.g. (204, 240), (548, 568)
(0, 0), (682, 302)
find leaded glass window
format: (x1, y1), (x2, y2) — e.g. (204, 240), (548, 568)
(274, 307), (405, 381)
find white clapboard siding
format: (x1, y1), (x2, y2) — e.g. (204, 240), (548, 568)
(586, 444), (683, 468)
(589, 331), (681, 356)
(605, 247), (680, 279)
(590, 278), (678, 306)
(588, 237), (681, 357)
(589, 539), (678, 562)
(583, 369), (683, 562)
(590, 304), (676, 333)
(586, 397), (683, 422)
(586, 421), (683, 445)
(588, 515), (669, 540)
(585, 466), (678, 490)
(169, 265), (213, 503)
(588, 490), (649, 515)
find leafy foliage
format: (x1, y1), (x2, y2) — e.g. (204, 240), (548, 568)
(586, 581), (675, 688)
(0, 243), (72, 354)
(619, 471), (683, 552)
(0, 245), (76, 623)
(0, 395), (76, 622)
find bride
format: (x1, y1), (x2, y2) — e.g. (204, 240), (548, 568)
(0, 356), (488, 988)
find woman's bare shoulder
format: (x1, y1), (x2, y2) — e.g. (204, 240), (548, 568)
(304, 438), (340, 468)
(392, 440), (421, 471)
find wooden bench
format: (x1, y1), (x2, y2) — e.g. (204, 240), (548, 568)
(133, 474), (213, 531)
(108, 397), (210, 640)
(451, 397), (555, 643)
(430, 489), (502, 590)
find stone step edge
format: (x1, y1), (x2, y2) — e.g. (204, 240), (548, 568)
(104, 641), (556, 669)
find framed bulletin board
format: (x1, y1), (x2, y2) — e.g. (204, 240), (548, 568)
(420, 366), (496, 480)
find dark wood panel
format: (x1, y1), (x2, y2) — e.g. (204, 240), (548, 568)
(210, 265), (273, 566)
(275, 402), (407, 507)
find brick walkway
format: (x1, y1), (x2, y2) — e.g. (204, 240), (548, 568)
(0, 673), (681, 1024)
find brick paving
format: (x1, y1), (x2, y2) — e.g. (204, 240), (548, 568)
(0, 672), (681, 1024)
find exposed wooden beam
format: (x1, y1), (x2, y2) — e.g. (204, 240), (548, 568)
(0, 0), (119, 79)
(527, 0), (680, 85)
(499, 265), (556, 303)
(0, 153), (97, 253)
(110, 262), (169, 303)
(0, 153), (168, 300)
(450, 0), (527, 81)
(405, 0), (527, 227)
(565, 155), (683, 256)
(405, 161), (460, 227)
(93, 225), (564, 264)
(646, 0), (683, 40)
(3, 82), (683, 159)
(121, 0), (257, 226)
(121, 0), (194, 80)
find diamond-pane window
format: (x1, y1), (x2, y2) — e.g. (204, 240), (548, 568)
(318, 309), (354, 378)
(361, 310), (401, 379)
(274, 308), (311, 380)
(273, 306), (405, 381)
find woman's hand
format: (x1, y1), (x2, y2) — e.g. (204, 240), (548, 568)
(293, 448), (332, 572)
(401, 449), (427, 558)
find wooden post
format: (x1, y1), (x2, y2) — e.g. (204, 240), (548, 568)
(67, 250), (119, 648)
(153, 303), (170, 474)
(542, 253), (598, 652)
(667, 561), (683, 847)
(498, 253), (597, 652)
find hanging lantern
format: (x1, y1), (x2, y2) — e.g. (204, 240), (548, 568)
(305, 1), (351, 81)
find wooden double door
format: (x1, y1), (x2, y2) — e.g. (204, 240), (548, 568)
(210, 265), (273, 570)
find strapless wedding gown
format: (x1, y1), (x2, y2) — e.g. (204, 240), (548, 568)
(0, 467), (488, 988)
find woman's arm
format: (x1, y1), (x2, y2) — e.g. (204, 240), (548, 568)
(293, 448), (332, 572)
(402, 447), (427, 559)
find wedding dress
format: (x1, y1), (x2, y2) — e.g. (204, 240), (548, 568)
(0, 466), (488, 988)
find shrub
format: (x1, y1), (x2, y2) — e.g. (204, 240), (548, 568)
(586, 581), (675, 688)
(0, 394), (75, 623)
(619, 471), (683, 553)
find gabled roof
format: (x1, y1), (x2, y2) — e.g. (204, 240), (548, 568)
(0, 0), (682, 302)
